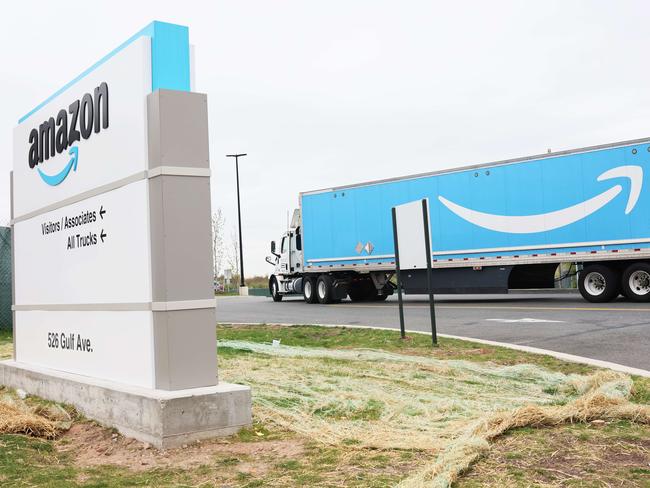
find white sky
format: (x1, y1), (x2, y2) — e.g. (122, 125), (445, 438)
(3, 1), (650, 276)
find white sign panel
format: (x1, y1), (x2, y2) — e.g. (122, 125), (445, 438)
(15, 311), (154, 388)
(394, 199), (431, 269)
(11, 35), (154, 387)
(13, 179), (151, 305)
(12, 37), (151, 218)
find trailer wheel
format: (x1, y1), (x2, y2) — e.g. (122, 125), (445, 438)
(316, 275), (334, 304)
(621, 262), (650, 302)
(303, 277), (318, 303)
(270, 277), (283, 302)
(578, 264), (619, 303)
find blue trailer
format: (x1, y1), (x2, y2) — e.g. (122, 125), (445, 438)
(266, 138), (650, 303)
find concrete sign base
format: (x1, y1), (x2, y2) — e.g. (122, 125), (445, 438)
(0, 360), (251, 448)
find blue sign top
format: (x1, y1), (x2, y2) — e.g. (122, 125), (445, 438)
(18, 21), (190, 124)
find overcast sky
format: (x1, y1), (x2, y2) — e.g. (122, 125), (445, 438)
(3, 1), (650, 276)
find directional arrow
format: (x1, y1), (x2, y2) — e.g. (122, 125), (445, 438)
(99, 206), (106, 219)
(100, 230), (107, 243)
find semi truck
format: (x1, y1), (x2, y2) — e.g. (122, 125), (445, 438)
(266, 138), (650, 304)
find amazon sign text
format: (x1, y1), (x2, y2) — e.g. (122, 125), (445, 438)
(28, 82), (109, 169)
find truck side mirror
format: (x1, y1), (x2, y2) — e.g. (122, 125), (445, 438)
(271, 240), (276, 254)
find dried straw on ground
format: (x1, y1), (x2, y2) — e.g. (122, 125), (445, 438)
(0, 397), (58, 438)
(399, 384), (650, 488)
(218, 340), (649, 488)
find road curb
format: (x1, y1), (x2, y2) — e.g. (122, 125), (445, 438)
(218, 321), (650, 378)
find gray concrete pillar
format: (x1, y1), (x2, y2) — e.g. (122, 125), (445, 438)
(147, 89), (217, 390)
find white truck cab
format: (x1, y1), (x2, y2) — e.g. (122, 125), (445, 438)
(266, 210), (305, 302)
(266, 209), (395, 303)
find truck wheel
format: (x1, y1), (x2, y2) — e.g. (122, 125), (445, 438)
(621, 262), (650, 302)
(578, 264), (619, 303)
(303, 277), (318, 303)
(373, 294), (389, 301)
(270, 277), (283, 302)
(316, 275), (334, 304)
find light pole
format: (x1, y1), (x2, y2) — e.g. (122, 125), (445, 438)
(226, 153), (247, 289)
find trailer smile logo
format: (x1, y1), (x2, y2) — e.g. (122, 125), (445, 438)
(438, 165), (643, 234)
(27, 82), (108, 186)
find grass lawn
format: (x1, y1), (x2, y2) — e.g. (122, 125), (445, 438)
(0, 324), (647, 487)
(0, 329), (12, 360)
(457, 420), (650, 487)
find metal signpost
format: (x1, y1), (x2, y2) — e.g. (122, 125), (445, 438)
(391, 207), (407, 339)
(391, 199), (438, 345)
(226, 153), (247, 291)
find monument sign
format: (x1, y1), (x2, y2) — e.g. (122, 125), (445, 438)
(2, 21), (251, 447)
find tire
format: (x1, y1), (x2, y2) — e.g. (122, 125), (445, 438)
(270, 277), (283, 302)
(578, 264), (620, 303)
(303, 277), (318, 304)
(621, 262), (650, 302)
(316, 275), (334, 304)
(373, 294), (389, 301)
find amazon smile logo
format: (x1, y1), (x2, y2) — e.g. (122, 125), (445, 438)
(438, 165), (644, 234)
(28, 82), (109, 186)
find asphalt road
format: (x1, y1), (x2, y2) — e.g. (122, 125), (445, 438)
(216, 292), (650, 371)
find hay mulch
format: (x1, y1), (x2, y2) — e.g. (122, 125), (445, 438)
(218, 340), (650, 488)
(0, 392), (72, 439)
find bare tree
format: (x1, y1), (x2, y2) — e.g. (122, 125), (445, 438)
(227, 226), (241, 283)
(211, 209), (226, 281)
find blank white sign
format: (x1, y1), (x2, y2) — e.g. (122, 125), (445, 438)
(394, 199), (431, 269)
